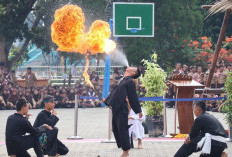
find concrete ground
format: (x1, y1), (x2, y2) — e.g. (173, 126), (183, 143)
(0, 108), (231, 157)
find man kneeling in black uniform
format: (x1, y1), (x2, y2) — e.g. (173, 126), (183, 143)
(174, 101), (227, 157)
(33, 95), (69, 156)
(5, 99), (53, 157)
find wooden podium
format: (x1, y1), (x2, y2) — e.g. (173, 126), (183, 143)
(169, 74), (204, 134)
(17, 79), (49, 87)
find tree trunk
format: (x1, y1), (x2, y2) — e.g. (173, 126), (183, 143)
(0, 36), (6, 64)
(4, 39), (14, 65)
(4, 0), (37, 68)
(206, 10), (231, 88)
(42, 53), (49, 66)
(97, 57), (100, 66)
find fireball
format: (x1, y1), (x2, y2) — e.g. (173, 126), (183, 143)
(86, 20), (111, 54)
(51, 5), (86, 53)
(51, 5), (116, 89)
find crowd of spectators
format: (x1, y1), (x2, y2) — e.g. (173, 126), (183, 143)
(166, 61), (231, 112)
(0, 81), (104, 110)
(172, 61), (231, 88)
(0, 64), (146, 110)
(0, 63), (106, 110)
(1, 61), (229, 112)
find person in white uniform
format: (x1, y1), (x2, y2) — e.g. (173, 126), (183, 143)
(127, 99), (145, 149)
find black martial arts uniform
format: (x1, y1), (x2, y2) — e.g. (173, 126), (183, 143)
(5, 113), (45, 157)
(105, 76), (142, 151)
(174, 113), (227, 157)
(33, 110), (69, 156)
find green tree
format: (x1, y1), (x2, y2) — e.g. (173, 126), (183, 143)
(199, 0), (232, 43)
(0, 0), (71, 69)
(153, 0), (203, 68)
(122, 38), (154, 66)
(0, 4), (5, 14)
(0, 0), (106, 69)
(0, 0), (38, 68)
(121, 0), (204, 68)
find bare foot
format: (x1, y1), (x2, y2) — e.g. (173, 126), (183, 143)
(138, 139), (143, 149)
(221, 152), (227, 157)
(121, 150), (129, 157)
(120, 154), (129, 157)
(138, 144), (143, 149)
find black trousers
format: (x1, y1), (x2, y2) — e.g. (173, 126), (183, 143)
(211, 84), (216, 88)
(112, 106), (131, 151)
(174, 143), (225, 157)
(6, 135), (43, 157)
(43, 127), (69, 155)
(218, 83), (225, 88)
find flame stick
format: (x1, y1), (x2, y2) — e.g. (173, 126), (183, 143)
(91, 87), (111, 108)
(82, 55), (111, 108)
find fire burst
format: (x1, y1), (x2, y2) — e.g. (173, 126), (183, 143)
(51, 5), (116, 88)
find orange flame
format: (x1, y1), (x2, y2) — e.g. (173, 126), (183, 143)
(83, 55), (94, 88)
(51, 5), (116, 88)
(51, 5), (87, 54)
(51, 5), (116, 54)
(86, 20), (111, 54)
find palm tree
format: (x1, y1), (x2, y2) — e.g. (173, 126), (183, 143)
(208, 0), (232, 16)
(204, 0), (232, 88)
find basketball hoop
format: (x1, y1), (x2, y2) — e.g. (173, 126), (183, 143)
(130, 28), (138, 33)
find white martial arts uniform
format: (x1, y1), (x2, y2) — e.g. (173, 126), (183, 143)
(128, 109), (146, 140)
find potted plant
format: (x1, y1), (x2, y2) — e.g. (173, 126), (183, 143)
(222, 71), (232, 140)
(140, 53), (167, 137)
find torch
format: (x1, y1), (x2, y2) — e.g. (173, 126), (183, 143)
(91, 87), (111, 108)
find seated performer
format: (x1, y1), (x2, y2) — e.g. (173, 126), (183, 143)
(174, 101), (227, 157)
(127, 99), (145, 149)
(5, 98), (52, 157)
(33, 95), (69, 156)
(105, 67), (142, 157)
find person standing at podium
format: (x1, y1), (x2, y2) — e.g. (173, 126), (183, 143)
(20, 67), (37, 88)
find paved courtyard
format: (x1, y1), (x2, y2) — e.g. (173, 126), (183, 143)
(0, 108), (231, 157)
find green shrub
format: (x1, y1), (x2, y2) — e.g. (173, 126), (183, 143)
(140, 53), (167, 116)
(223, 71), (232, 126)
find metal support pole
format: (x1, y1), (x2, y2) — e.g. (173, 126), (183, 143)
(67, 95), (83, 140)
(174, 88), (179, 134)
(163, 95), (167, 135)
(174, 102), (177, 134)
(161, 95), (172, 138)
(108, 108), (112, 140)
(102, 108), (115, 143)
(227, 124), (232, 142)
(101, 18), (115, 143)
